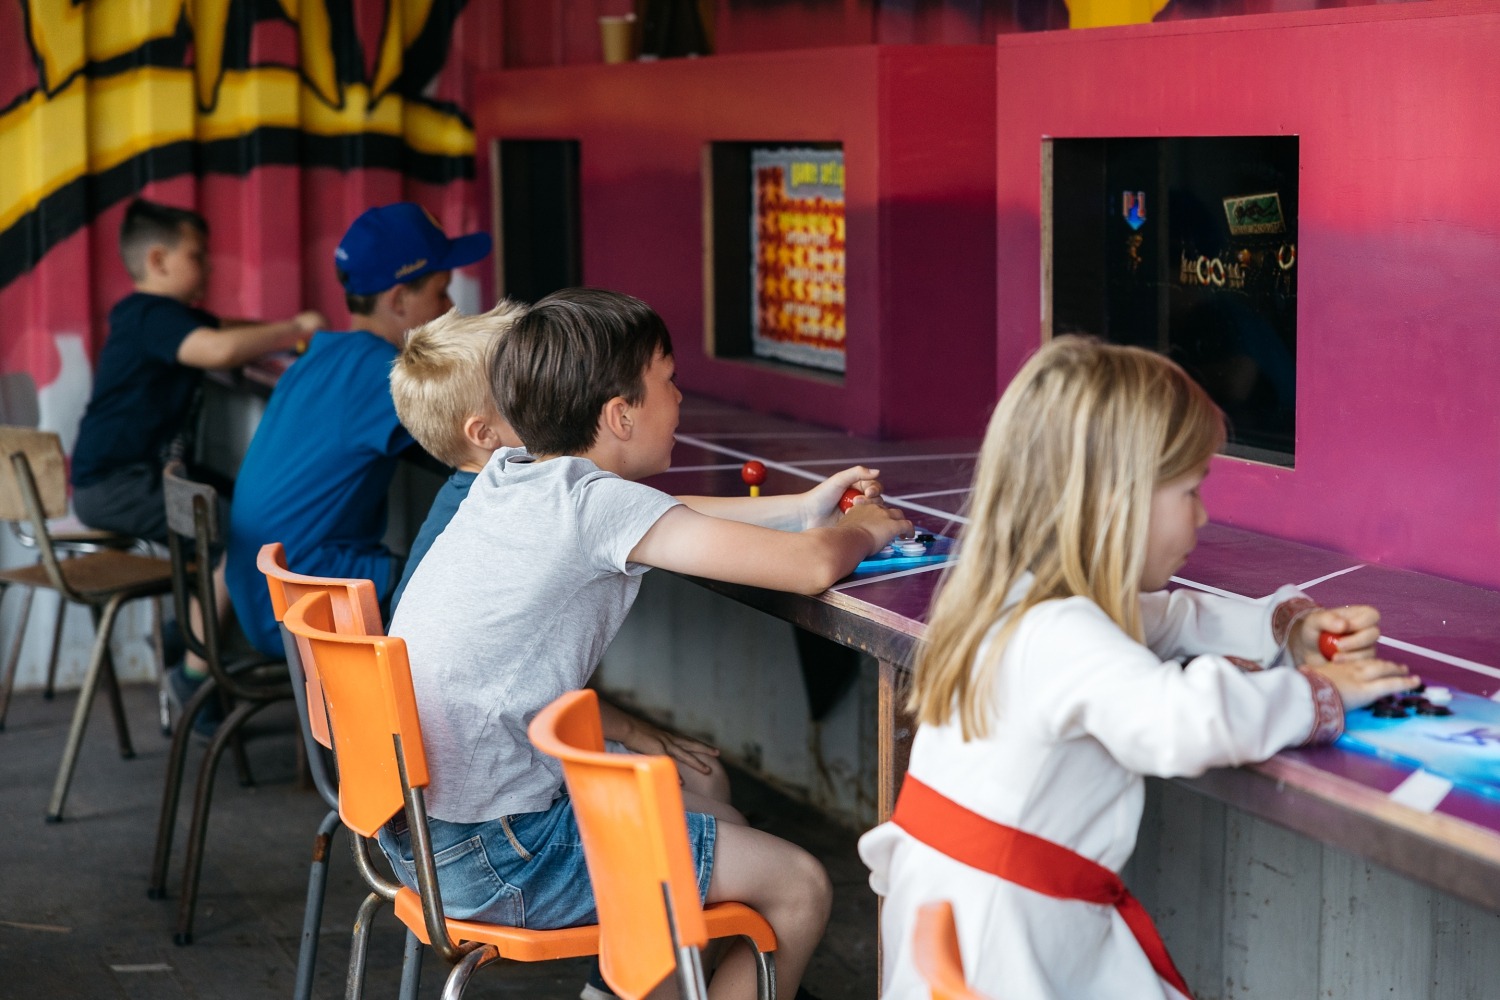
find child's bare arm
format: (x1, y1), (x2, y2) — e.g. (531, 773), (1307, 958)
(176, 310), (323, 370)
(597, 699), (719, 776)
(630, 501), (911, 594)
(677, 466), (882, 530)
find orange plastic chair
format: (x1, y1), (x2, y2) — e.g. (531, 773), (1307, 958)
(912, 901), (994, 1000)
(529, 689), (778, 1000)
(256, 542), (399, 1000)
(283, 591), (600, 999)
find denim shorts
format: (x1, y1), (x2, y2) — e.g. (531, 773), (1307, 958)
(377, 793), (718, 928)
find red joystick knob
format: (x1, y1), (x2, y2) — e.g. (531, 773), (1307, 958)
(1318, 630), (1340, 660)
(740, 461), (766, 487)
(838, 487), (863, 513)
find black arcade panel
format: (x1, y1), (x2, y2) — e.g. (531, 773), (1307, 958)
(1048, 136), (1299, 466)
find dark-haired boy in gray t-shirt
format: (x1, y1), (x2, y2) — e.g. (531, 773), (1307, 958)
(389, 288), (909, 1000)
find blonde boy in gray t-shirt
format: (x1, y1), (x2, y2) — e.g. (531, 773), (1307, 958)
(389, 288), (909, 1000)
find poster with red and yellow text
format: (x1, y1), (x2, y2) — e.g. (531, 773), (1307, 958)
(751, 147), (846, 373)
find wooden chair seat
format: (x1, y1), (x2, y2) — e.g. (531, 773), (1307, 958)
(0, 548), (174, 600)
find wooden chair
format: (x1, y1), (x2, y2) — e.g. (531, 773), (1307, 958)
(146, 460), (289, 944)
(913, 901), (993, 1000)
(283, 591), (600, 1000)
(0, 425), (174, 822)
(529, 688), (779, 1000)
(256, 542), (407, 1000)
(1, 518), (160, 721)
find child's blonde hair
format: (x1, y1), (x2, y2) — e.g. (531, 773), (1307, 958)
(390, 299), (526, 467)
(912, 336), (1225, 740)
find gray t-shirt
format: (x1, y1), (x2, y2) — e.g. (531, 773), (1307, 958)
(390, 448), (680, 823)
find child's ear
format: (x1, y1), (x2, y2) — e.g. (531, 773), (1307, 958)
(599, 396), (633, 442)
(463, 412), (519, 450)
(385, 284), (408, 319)
(145, 244), (169, 276)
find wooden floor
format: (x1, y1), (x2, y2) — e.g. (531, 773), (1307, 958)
(0, 682), (877, 999)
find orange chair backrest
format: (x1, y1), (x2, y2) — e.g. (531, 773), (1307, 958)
(258, 542), (383, 747)
(913, 901), (992, 1000)
(283, 591), (428, 838)
(528, 689), (708, 1000)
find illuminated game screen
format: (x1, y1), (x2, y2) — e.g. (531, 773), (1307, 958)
(1048, 137), (1299, 466)
(749, 147), (847, 373)
(706, 142), (846, 379)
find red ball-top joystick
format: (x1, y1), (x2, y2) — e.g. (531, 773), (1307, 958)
(741, 460), (766, 497)
(838, 487), (863, 513)
(1318, 630), (1340, 660)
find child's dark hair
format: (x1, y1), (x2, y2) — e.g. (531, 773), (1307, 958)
(337, 269), (442, 316)
(492, 288), (673, 456)
(119, 199), (207, 281)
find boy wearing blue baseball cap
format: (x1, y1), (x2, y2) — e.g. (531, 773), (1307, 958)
(224, 203), (491, 657)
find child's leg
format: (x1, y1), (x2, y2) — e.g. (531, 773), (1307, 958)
(703, 822), (832, 1000)
(678, 755), (732, 809)
(682, 787), (745, 826)
(183, 561), (234, 677)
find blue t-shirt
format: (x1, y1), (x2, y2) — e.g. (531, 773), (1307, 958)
(71, 292), (218, 487)
(225, 330), (415, 656)
(389, 469), (477, 614)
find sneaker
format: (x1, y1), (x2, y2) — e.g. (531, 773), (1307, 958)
(579, 959), (617, 1000)
(166, 664), (222, 741)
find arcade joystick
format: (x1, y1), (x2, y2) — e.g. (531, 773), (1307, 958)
(741, 460), (767, 498)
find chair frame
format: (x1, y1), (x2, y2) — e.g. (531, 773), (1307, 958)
(0, 426), (174, 822)
(1, 520), (159, 720)
(913, 900), (992, 1000)
(256, 541), (421, 1000)
(530, 689), (778, 1000)
(283, 591), (601, 1000)
(145, 460), (290, 945)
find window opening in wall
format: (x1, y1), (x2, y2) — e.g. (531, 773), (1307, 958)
(492, 139), (581, 304)
(1046, 136), (1299, 466)
(706, 141), (846, 379)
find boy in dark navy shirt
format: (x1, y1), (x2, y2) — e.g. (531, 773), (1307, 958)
(71, 198), (322, 723)
(72, 199), (322, 539)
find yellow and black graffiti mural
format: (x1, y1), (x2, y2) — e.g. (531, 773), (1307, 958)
(1, 0), (478, 291)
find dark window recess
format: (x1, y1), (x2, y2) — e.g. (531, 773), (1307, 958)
(1049, 137), (1299, 466)
(494, 139), (581, 304)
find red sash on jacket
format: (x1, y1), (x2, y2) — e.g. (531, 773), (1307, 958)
(892, 775), (1192, 999)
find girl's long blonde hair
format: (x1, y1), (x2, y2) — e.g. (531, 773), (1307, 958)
(912, 336), (1226, 740)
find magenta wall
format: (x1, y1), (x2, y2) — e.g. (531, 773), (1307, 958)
(475, 46), (997, 439)
(995, 1), (1500, 589)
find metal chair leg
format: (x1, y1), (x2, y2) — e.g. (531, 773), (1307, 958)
(440, 944), (499, 1000)
(753, 946), (778, 1000)
(0, 583), (32, 730)
(148, 675), (220, 899)
(42, 592), (66, 700)
(91, 606), (134, 760)
(292, 808), (342, 1000)
(398, 929), (424, 1000)
(174, 698), (276, 945)
(346, 890), (386, 1000)
(45, 594), (126, 822)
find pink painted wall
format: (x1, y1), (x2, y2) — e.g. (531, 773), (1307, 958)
(994, 1), (1500, 589)
(474, 46), (996, 440)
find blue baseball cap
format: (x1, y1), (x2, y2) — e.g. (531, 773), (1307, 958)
(334, 202), (492, 295)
